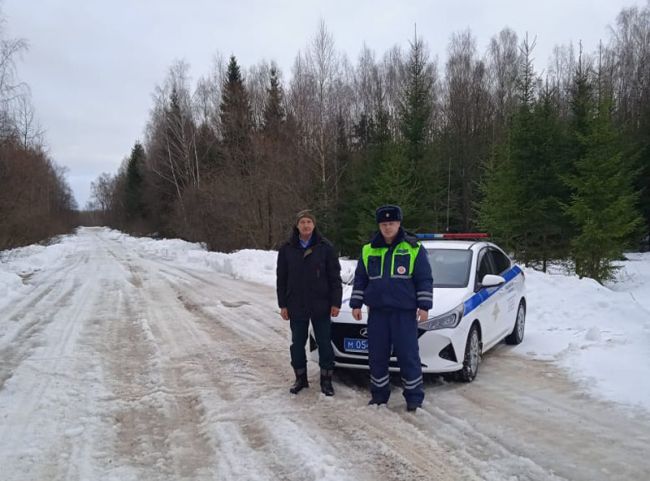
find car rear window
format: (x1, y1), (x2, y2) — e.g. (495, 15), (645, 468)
(426, 249), (472, 288)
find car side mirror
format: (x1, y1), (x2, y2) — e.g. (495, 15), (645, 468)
(481, 274), (506, 288)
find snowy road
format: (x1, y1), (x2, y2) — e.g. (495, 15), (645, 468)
(1, 228), (649, 481)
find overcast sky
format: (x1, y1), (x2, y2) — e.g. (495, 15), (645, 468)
(3, 0), (645, 208)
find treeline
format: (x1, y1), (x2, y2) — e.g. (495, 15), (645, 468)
(95, 4), (650, 282)
(0, 14), (77, 250)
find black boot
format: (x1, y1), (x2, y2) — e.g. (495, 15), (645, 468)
(289, 368), (309, 394)
(320, 369), (334, 396)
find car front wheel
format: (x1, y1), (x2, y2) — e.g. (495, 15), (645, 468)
(456, 324), (481, 382)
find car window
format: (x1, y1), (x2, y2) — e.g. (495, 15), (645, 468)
(426, 249), (472, 288)
(490, 248), (511, 274)
(477, 249), (495, 281)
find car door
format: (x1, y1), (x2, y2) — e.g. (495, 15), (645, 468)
(473, 247), (502, 347)
(488, 248), (517, 340)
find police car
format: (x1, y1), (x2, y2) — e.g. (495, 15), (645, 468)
(312, 233), (526, 382)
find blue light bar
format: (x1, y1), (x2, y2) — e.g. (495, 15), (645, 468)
(416, 233), (490, 240)
(416, 233), (445, 239)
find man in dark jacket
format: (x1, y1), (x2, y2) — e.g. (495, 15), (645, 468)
(277, 210), (342, 396)
(350, 205), (433, 411)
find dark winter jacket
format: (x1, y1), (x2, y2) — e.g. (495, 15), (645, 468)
(276, 227), (342, 319)
(350, 228), (433, 311)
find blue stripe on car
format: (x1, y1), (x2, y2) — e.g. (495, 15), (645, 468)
(463, 265), (523, 316)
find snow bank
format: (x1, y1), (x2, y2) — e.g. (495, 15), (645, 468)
(0, 269), (24, 309)
(515, 264), (650, 410)
(117, 230), (359, 288)
(0, 234), (77, 311)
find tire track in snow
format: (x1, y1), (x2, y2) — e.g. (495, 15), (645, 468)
(147, 259), (471, 481)
(93, 268), (216, 479)
(149, 254), (613, 481)
(4, 228), (649, 481)
(0, 261), (102, 480)
(0, 252), (88, 389)
(428, 351), (650, 481)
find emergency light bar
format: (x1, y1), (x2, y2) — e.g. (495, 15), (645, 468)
(416, 233), (490, 240)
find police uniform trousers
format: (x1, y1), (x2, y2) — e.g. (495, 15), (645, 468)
(367, 308), (424, 405)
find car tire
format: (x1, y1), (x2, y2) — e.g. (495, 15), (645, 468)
(456, 324), (481, 383)
(505, 300), (526, 345)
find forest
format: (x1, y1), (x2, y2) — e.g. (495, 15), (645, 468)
(0, 18), (77, 250)
(1, 5), (647, 283)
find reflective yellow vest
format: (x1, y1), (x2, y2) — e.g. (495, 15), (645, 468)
(362, 241), (421, 280)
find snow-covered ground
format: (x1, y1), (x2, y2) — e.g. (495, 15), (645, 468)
(1, 227), (649, 481)
(5, 227), (642, 411)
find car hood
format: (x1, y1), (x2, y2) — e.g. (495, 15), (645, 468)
(430, 288), (468, 316)
(340, 285), (468, 316)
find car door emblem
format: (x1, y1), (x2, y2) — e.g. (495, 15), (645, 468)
(360, 328), (368, 338)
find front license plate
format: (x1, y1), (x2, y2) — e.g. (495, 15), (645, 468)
(344, 338), (368, 353)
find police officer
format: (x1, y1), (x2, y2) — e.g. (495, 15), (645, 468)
(350, 205), (433, 411)
(277, 210), (342, 396)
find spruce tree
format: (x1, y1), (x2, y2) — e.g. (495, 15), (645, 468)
(479, 37), (536, 261)
(257, 66), (286, 248)
(337, 107), (382, 254)
(397, 37), (434, 225)
(220, 55), (254, 176)
(565, 97), (643, 282)
(479, 37), (571, 268)
(124, 142), (146, 224)
(354, 143), (420, 244)
(325, 113), (350, 244)
(478, 141), (523, 254)
(262, 66), (285, 134)
(630, 96), (650, 244)
(399, 37), (433, 168)
(524, 88), (572, 268)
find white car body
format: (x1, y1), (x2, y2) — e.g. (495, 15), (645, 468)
(311, 239), (526, 379)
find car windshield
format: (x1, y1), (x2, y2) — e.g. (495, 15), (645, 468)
(426, 249), (472, 288)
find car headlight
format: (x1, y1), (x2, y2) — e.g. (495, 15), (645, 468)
(418, 303), (464, 331)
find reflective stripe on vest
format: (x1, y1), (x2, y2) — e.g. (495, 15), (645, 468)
(362, 241), (420, 280)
